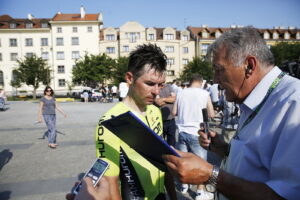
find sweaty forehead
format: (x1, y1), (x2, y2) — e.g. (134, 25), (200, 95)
(140, 67), (166, 83)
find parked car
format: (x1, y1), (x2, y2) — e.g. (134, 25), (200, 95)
(80, 88), (102, 102)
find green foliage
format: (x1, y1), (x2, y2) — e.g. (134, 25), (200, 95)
(179, 57), (213, 82)
(15, 55), (51, 99)
(111, 56), (128, 84)
(271, 42), (300, 66)
(72, 53), (116, 88)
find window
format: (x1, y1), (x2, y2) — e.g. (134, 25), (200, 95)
(41, 38), (48, 46)
(123, 45), (129, 52)
(106, 34), (115, 41)
(57, 27), (62, 33)
(201, 44), (210, 54)
(165, 46), (174, 53)
(72, 51), (80, 59)
(183, 47), (189, 54)
(10, 38), (17, 47)
(56, 38), (64, 46)
(273, 32), (279, 39)
(57, 65), (65, 73)
(0, 71), (3, 85)
(9, 23), (17, 29)
(41, 23), (48, 28)
(26, 52), (34, 58)
(264, 32), (270, 39)
(167, 70), (175, 76)
(12, 70), (18, 82)
(25, 23), (33, 29)
(71, 37), (79, 45)
(41, 52), (49, 60)
(165, 34), (174, 40)
(73, 27), (78, 33)
(284, 32), (290, 39)
(56, 52), (64, 60)
(87, 26), (93, 32)
(106, 47), (115, 54)
(58, 79), (66, 87)
(182, 35), (189, 41)
(129, 32), (140, 43)
(183, 59), (189, 65)
(0, 53), (2, 61)
(10, 53), (18, 61)
(216, 31), (221, 38)
(148, 34), (155, 40)
(167, 58), (174, 65)
(202, 32), (208, 38)
(25, 38), (33, 46)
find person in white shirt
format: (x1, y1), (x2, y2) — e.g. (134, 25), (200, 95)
(164, 27), (300, 200)
(111, 85), (118, 98)
(172, 74), (215, 200)
(118, 82), (128, 102)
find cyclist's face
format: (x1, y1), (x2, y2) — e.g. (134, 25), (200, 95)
(128, 67), (165, 106)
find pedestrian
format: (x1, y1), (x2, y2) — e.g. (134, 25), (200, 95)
(0, 88), (7, 104)
(208, 83), (220, 110)
(218, 89), (239, 145)
(154, 83), (177, 146)
(111, 85), (118, 98)
(38, 86), (67, 149)
(83, 90), (89, 103)
(95, 44), (177, 199)
(172, 74), (215, 200)
(163, 26), (300, 200)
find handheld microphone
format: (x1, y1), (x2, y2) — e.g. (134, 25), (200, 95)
(201, 108), (211, 150)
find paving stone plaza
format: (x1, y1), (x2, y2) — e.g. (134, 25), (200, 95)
(0, 101), (220, 200)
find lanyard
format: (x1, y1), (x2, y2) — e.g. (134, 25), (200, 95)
(234, 71), (285, 140)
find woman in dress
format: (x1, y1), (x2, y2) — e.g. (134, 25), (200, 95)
(38, 86), (67, 148)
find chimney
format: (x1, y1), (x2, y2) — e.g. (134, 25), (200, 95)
(27, 13), (34, 20)
(98, 12), (103, 22)
(80, 6), (86, 18)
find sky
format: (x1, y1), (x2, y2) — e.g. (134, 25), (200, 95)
(0, 0), (299, 30)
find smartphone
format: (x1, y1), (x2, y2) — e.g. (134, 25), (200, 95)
(72, 158), (109, 195)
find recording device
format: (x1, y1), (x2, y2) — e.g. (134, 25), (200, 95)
(201, 108), (211, 149)
(245, 65), (252, 74)
(72, 158), (109, 195)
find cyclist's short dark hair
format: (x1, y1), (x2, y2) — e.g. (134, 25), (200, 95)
(128, 44), (167, 80)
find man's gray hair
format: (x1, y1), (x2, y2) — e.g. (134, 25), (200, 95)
(207, 26), (274, 68)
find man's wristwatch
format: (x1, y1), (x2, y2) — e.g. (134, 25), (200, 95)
(205, 165), (220, 192)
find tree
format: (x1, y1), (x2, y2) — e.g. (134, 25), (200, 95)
(111, 56), (128, 85)
(10, 70), (22, 97)
(179, 57), (213, 82)
(271, 42), (300, 66)
(72, 53), (115, 88)
(15, 55), (51, 99)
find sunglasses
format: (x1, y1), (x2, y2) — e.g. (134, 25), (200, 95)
(46, 90), (52, 92)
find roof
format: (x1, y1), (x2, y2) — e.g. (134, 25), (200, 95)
(187, 26), (300, 40)
(0, 15), (51, 29)
(52, 13), (99, 21)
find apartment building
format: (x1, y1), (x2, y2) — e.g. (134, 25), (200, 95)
(99, 21), (195, 81)
(188, 25), (300, 57)
(0, 6), (103, 95)
(1, 6), (299, 95)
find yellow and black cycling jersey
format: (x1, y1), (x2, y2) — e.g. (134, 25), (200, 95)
(95, 102), (165, 200)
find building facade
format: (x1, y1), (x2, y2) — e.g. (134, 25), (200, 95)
(1, 7), (299, 95)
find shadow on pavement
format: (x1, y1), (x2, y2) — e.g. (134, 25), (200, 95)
(0, 149), (13, 171)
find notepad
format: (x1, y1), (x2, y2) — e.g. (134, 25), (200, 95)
(101, 111), (180, 171)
